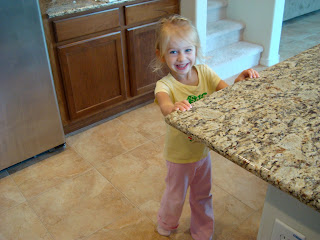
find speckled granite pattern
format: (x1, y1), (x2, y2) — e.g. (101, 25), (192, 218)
(41, 0), (136, 18)
(166, 44), (320, 212)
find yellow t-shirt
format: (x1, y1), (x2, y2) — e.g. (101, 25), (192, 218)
(154, 64), (221, 163)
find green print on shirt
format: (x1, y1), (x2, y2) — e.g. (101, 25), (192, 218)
(186, 92), (207, 142)
(187, 92), (207, 104)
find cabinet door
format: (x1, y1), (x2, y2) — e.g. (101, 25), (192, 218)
(127, 22), (167, 96)
(58, 32), (126, 120)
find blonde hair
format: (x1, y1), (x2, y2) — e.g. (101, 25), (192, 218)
(152, 15), (203, 73)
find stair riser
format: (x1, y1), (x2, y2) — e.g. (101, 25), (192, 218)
(206, 0), (263, 80)
(206, 29), (243, 52)
(208, 53), (262, 81)
(207, 7), (227, 23)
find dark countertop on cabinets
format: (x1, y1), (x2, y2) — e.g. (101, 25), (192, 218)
(40, 0), (136, 18)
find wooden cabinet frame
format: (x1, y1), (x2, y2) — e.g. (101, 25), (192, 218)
(127, 22), (160, 96)
(45, 0), (179, 133)
(58, 32), (126, 120)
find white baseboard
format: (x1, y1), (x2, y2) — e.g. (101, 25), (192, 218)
(260, 54), (280, 67)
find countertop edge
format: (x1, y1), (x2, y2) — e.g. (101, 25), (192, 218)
(164, 62), (320, 214)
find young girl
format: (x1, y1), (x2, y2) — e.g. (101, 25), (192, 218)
(154, 15), (259, 239)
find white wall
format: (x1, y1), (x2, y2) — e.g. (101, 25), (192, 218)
(227, 0), (285, 67)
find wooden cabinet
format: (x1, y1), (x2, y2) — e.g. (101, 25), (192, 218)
(127, 22), (160, 96)
(124, 0), (179, 25)
(58, 32), (126, 120)
(125, 0), (178, 96)
(53, 9), (120, 42)
(47, 0), (179, 133)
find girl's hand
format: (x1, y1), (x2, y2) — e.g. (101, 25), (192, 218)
(173, 100), (192, 112)
(156, 92), (192, 116)
(234, 69), (260, 83)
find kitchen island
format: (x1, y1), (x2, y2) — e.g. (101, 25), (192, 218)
(165, 44), (320, 239)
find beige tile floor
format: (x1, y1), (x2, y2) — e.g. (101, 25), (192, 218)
(1, 10), (319, 240)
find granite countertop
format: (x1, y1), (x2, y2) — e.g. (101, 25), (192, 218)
(165, 44), (320, 212)
(40, 0), (136, 18)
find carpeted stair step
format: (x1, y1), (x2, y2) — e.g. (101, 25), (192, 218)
(206, 19), (245, 52)
(205, 41), (264, 81)
(207, 0), (228, 23)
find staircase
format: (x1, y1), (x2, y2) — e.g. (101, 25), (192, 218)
(205, 0), (263, 84)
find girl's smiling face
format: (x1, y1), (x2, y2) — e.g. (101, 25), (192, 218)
(163, 37), (196, 80)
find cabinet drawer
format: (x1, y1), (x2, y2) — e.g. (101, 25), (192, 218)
(125, 0), (179, 25)
(53, 8), (120, 42)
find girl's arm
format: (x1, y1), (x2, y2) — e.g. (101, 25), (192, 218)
(215, 79), (229, 91)
(215, 68), (260, 91)
(156, 92), (192, 116)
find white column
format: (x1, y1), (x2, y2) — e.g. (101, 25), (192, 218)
(180, 0), (208, 56)
(227, 0), (285, 67)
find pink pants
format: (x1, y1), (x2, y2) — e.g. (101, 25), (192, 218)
(158, 154), (214, 240)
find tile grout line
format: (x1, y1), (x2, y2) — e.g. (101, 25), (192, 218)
(0, 148), (90, 216)
(91, 167), (160, 235)
(7, 142), (139, 240)
(67, 130), (164, 169)
(212, 180), (262, 212)
(9, 144), (95, 203)
(6, 172), (56, 240)
(81, 209), (137, 240)
(0, 175), (27, 216)
(8, 159), (129, 240)
(221, 207), (263, 240)
(67, 138), (162, 235)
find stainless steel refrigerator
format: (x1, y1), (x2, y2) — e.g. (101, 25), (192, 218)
(0, 0), (65, 171)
